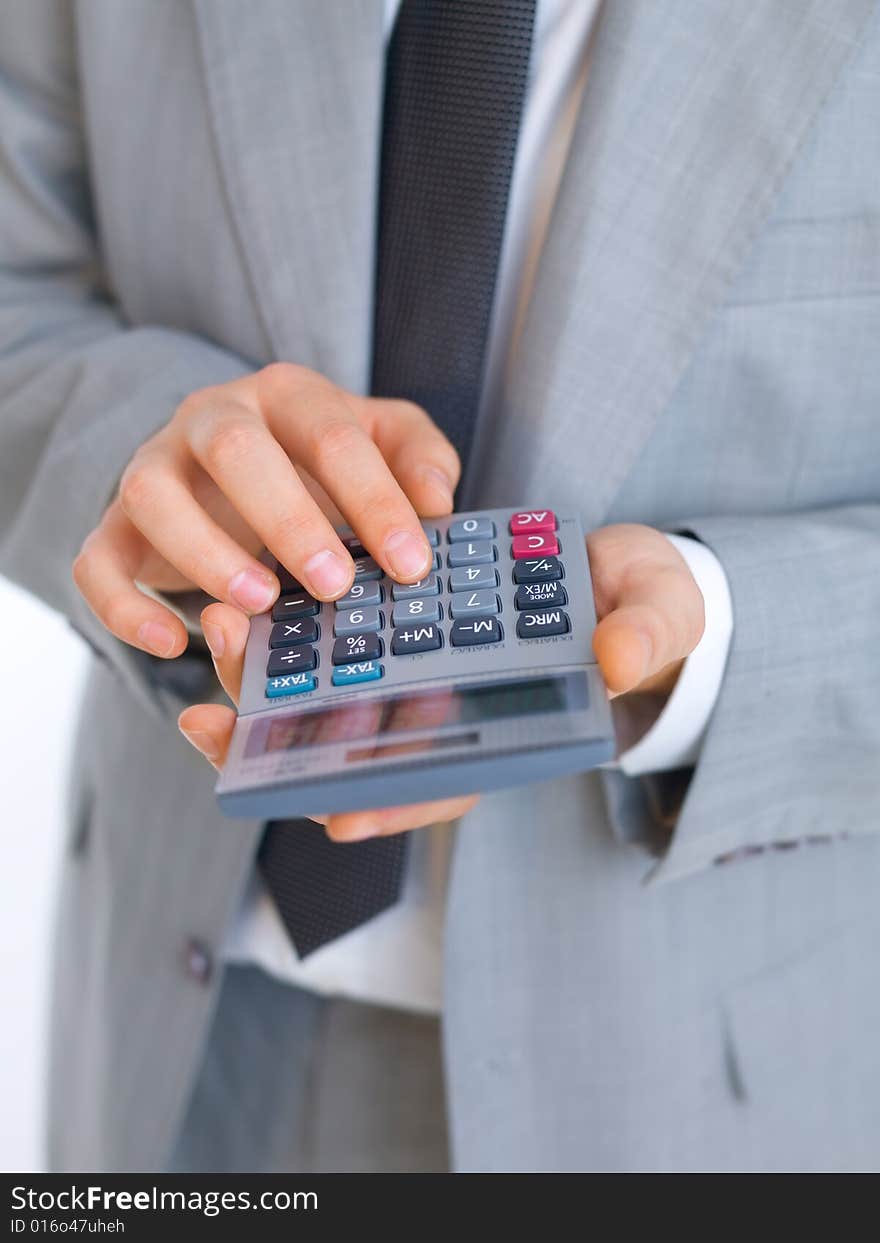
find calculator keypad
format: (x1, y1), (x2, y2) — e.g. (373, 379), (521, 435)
(260, 509), (582, 699)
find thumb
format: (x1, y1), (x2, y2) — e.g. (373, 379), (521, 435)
(592, 564), (704, 696)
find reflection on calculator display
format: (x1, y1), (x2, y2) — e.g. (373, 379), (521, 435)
(244, 675), (587, 759)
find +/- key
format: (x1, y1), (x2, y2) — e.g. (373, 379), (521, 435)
(513, 556), (563, 584)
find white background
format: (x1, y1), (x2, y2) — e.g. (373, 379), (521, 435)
(0, 578), (88, 1172)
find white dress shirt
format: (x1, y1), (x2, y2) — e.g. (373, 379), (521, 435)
(224, 0), (734, 1014)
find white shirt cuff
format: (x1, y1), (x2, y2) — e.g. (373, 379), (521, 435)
(617, 534), (733, 776)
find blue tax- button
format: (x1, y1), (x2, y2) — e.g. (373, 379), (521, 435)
(265, 673), (316, 698)
(331, 660), (383, 687)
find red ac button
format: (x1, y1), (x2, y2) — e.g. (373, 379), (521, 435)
(510, 509), (557, 534)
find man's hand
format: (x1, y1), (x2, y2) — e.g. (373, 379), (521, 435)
(73, 363), (460, 657)
(587, 523), (705, 699)
(176, 521), (704, 842)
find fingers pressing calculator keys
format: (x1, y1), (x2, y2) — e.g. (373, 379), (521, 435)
(220, 506), (616, 820)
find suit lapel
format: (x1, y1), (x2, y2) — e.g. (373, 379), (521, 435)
(193, 0), (384, 391)
(477, 0), (875, 525)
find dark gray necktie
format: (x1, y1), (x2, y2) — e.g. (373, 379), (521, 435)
(259, 0), (537, 958)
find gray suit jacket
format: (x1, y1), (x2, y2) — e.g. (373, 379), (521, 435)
(1, 0), (879, 1171)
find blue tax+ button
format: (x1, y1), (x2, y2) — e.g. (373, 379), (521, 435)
(331, 660), (383, 687)
(265, 672), (317, 698)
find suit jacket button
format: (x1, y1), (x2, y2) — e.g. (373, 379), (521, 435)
(183, 938), (213, 984)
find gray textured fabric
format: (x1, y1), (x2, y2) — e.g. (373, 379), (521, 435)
(0, 0), (878, 1172)
(168, 966), (449, 1174)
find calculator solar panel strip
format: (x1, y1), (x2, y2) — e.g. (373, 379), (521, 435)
(216, 509), (616, 819)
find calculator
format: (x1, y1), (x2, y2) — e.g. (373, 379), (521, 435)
(216, 508), (615, 818)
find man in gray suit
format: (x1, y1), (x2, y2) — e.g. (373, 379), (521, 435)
(1, 0), (878, 1173)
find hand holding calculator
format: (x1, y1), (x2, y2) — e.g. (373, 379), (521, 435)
(216, 507), (615, 818)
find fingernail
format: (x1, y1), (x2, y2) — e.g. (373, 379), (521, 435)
(180, 728), (219, 762)
(423, 467), (455, 509)
(331, 820), (379, 843)
(636, 630), (654, 681)
(229, 568), (276, 613)
(203, 620), (225, 660)
(303, 549), (352, 598)
(137, 620), (178, 658)
(384, 529), (431, 581)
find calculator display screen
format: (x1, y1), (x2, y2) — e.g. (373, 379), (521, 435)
(247, 675), (586, 759)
